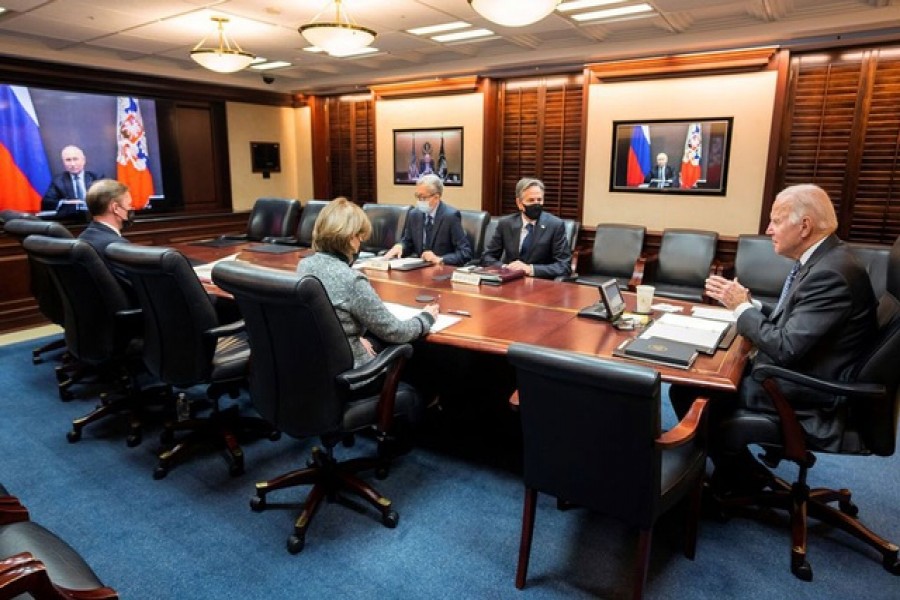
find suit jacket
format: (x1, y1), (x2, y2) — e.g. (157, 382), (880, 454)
(78, 221), (137, 304)
(481, 211), (572, 279)
(41, 170), (104, 211)
(644, 165), (675, 187)
(736, 234), (877, 450)
(398, 201), (472, 266)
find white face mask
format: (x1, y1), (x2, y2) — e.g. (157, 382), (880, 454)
(416, 200), (431, 213)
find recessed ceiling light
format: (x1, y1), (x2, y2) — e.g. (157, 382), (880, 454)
(327, 46), (380, 58)
(251, 61), (292, 70)
(571, 3), (653, 22)
(432, 28), (495, 43)
(407, 22), (471, 36)
(557, 0), (625, 11)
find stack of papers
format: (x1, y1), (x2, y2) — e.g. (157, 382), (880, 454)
(193, 253), (240, 282)
(383, 302), (461, 333)
(639, 313), (732, 354)
(691, 306), (737, 323)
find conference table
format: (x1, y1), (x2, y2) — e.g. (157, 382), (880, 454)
(180, 241), (751, 393)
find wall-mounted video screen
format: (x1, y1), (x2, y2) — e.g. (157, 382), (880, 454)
(0, 84), (167, 215)
(393, 127), (463, 186)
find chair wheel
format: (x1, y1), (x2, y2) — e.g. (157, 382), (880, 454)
(126, 433), (142, 448)
(268, 430), (282, 442)
(59, 389), (74, 402)
(66, 429), (81, 443)
(250, 496), (266, 512)
(839, 500), (859, 517)
(883, 553), (900, 575)
(382, 509), (399, 529)
(153, 466), (169, 480)
(287, 534), (305, 554)
(791, 559), (813, 581)
(32, 355), (43, 365)
(229, 462), (244, 477)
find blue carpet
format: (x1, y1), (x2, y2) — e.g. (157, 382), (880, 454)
(1, 337), (898, 599)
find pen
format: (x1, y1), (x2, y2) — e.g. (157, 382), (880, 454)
(447, 309), (471, 317)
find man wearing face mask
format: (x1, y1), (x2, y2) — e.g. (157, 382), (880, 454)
(481, 177), (571, 279)
(79, 179), (135, 292)
(383, 173), (472, 266)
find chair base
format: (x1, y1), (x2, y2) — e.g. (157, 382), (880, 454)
(32, 336), (66, 365)
(716, 472), (900, 581)
(153, 404), (279, 480)
(68, 384), (172, 448)
(250, 445), (398, 554)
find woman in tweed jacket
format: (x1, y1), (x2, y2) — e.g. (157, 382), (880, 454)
(297, 197), (439, 367)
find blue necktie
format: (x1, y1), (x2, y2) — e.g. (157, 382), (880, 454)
(74, 174), (85, 200)
(774, 261), (801, 313)
(424, 216), (433, 251)
(520, 223), (534, 258)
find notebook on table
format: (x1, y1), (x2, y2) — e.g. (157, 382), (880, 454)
(613, 336), (699, 369)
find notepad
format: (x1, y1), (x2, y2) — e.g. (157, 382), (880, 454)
(639, 313), (731, 354)
(382, 302), (461, 333)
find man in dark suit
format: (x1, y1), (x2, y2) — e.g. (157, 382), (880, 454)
(643, 152), (675, 188)
(480, 177), (571, 279)
(78, 179), (134, 290)
(384, 174), (472, 266)
(41, 145), (104, 211)
(672, 184), (877, 492)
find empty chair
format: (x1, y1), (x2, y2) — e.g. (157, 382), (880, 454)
(361, 203), (412, 254)
(731, 234), (796, 305)
(212, 262), (421, 554)
(0, 484), (118, 599)
(0, 209), (38, 229)
(641, 228), (719, 302)
(849, 242), (891, 298)
(482, 216), (501, 261)
(508, 343), (708, 599)
(22, 236), (145, 444)
(4, 219), (74, 364)
(575, 223), (646, 289)
(266, 199), (328, 247)
(562, 219), (580, 255)
(222, 198), (301, 242)
(459, 209), (490, 261)
(105, 243), (275, 479)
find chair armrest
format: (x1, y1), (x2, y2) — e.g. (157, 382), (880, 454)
(0, 554), (55, 599)
(205, 319), (246, 340)
(219, 233), (249, 241)
(0, 495), (30, 525)
(261, 235), (299, 246)
(336, 344), (414, 393)
(657, 397), (708, 448)
(634, 254), (657, 291)
(751, 364), (886, 401)
(114, 308), (143, 343)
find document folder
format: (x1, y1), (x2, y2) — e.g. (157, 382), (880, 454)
(614, 337), (699, 370)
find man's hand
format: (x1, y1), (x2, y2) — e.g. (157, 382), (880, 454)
(383, 244), (402, 260)
(421, 250), (442, 265)
(506, 260), (532, 276)
(705, 275), (750, 310)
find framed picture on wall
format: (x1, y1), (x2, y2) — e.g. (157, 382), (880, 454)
(393, 127), (463, 186)
(609, 117), (733, 195)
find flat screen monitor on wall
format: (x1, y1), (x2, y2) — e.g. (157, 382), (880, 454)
(250, 142), (281, 176)
(609, 117), (733, 195)
(0, 83), (168, 215)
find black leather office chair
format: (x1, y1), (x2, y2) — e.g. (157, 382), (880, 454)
(212, 262), (420, 554)
(849, 241), (890, 298)
(641, 228), (719, 302)
(575, 223), (646, 289)
(105, 243), (275, 479)
(714, 235), (900, 581)
(482, 216), (502, 262)
(459, 209), (490, 260)
(222, 198), (301, 242)
(22, 236), (146, 444)
(0, 209), (37, 229)
(265, 199), (328, 247)
(507, 343), (709, 599)
(361, 203), (411, 254)
(0, 484), (118, 600)
(4, 219), (74, 364)
(730, 234), (795, 305)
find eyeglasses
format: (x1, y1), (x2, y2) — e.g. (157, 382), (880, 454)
(414, 193), (435, 201)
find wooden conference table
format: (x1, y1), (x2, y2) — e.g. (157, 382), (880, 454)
(180, 241), (750, 393)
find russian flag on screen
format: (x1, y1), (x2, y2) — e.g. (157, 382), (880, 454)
(626, 125), (651, 187)
(116, 96), (154, 210)
(0, 85), (51, 212)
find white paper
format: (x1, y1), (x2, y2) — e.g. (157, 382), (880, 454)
(691, 306), (737, 323)
(640, 313), (728, 351)
(383, 302), (461, 333)
(193, 253), (241, 282)
(650, 303), (683, 313)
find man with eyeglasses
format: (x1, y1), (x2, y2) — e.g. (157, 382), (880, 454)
(384, 173), (472, 266)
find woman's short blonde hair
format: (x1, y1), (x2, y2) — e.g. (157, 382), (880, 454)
(312, 197), (372, 261)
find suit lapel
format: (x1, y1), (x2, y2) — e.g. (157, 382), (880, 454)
(773, 234), (839, 321)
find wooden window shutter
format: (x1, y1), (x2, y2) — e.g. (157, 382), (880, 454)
(325, 96), (376, 205)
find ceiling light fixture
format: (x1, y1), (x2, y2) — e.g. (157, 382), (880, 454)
(467, 0), (560, 28)
(571, 3), (653, 22)
(190, 17), (255, 74)
(299, 0), (376, 56)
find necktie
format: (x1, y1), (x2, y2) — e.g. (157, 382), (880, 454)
(424, 216), (434, 250)
(74, 174), (85, 200)
(520, 223), (534, 257)
(658, 167), (665, 188)
(774, 261), (801, 314)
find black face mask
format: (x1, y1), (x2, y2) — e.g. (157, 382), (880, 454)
(120, 210), (135, 230)
(523, 203), (542, 221)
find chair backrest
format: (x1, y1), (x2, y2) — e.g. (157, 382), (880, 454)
(362, 203), (412, 253)
(734, 234), (795, 304)
(246, 198), (302, 241)
(889, 235), (900, 299)
(212, 262), (355, 439)
(562, 219), (580, 253)
(589, 223), (646, 281)
(650, 228), (718, 293)
(508, 343), (666, 528)
(483, 216), (501, 260)
(296, 200), (329, 247)
(849, 242), (891, 298)
(5, 219), (74, 325)
(459, 209), (490, 259)
(22, 236), (130, 365)
(105, 243), (219, 386)
(0, 209), (38, 229)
